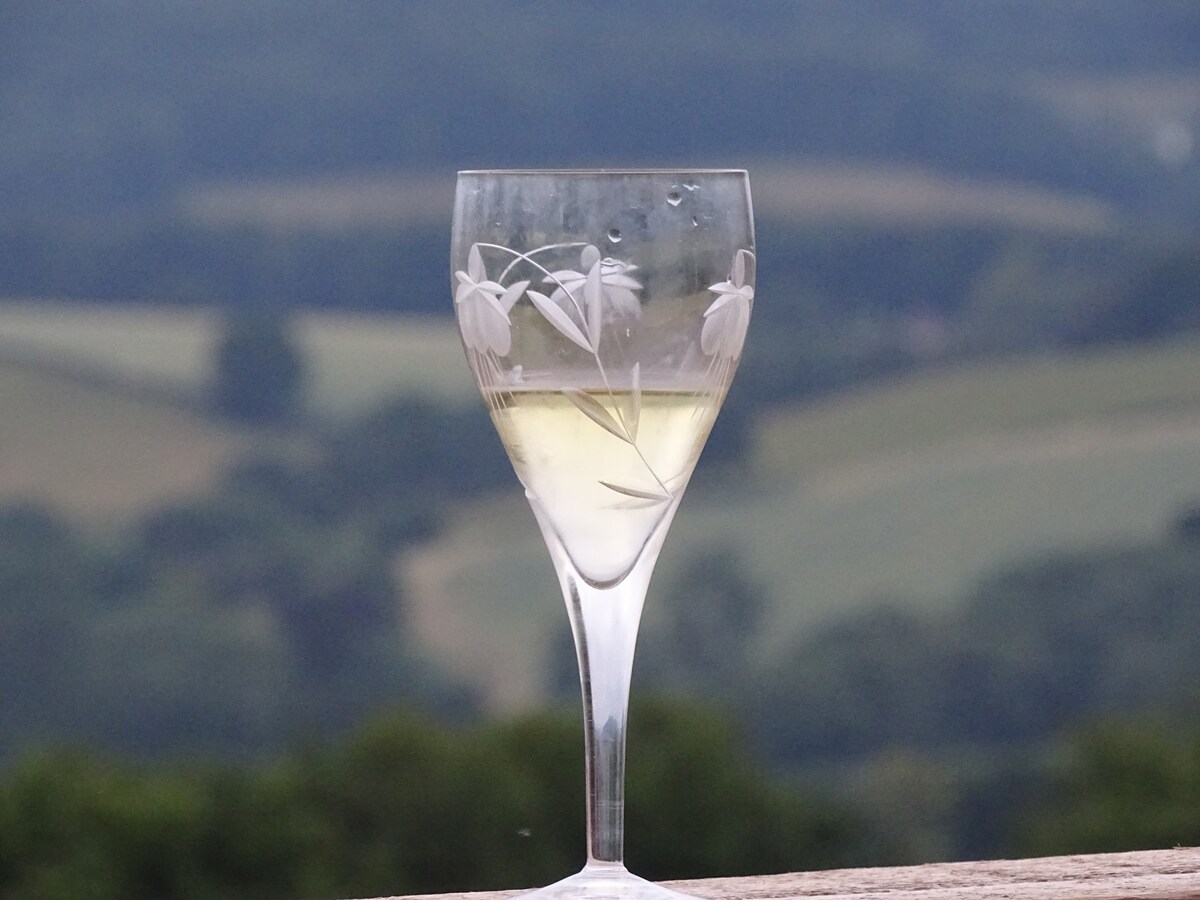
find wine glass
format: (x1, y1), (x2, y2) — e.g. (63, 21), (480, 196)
(451, 169), (754, 900)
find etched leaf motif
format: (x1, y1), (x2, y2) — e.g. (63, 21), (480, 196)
(610, 497), (670, 510)
(498, 279), (530, 312)
(732, 247), (747, 286)
(599, 480), (671, 507)
(526, 290), (592, 352)
(468, 243), (485, 280)
(735, 248), (755, 285)
(702, 248), (755, 360)
(585, 261), (603, 350)
(563, 389), (630, 442)
(626, 363), (641, 441)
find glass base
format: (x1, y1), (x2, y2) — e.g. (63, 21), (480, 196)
(515, 865), (699, 900)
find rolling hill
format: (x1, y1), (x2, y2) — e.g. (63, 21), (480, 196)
(0, 358), (256, 526)
(0, 304), (475, 523)
(401, 339), (1200, 710)
(5, 304), (1200, 714)
(0, 303), (475, 419)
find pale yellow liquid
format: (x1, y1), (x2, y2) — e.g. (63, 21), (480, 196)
(488, 388), (719, 585)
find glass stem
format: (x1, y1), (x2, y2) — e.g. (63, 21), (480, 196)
(530, 493), (678, 873)
(563, 565), (650, 868)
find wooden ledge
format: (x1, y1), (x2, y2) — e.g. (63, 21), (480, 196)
(377, 847), (1200, 900)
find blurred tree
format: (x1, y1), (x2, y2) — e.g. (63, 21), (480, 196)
(133, 497), (398, 685)
(1015, 722), (1200, 855)
(1074, 243), (1200, 343)
(1174, 501), (1200, 542)
(625, 697), (860, 880)
(641, 547), (767, 698)
(320, 397), (512, 504)
(0, 753), (213, 900)
(755, 531), (1200, 764)
(0, 504), (100, 752)
(211, 311), (305, 422)
(78, 577), (293, 754)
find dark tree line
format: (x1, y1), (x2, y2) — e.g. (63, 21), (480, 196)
(0, 700), (862, 900)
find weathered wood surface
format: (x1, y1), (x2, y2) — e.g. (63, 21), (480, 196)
(376, 847), (1200, 900)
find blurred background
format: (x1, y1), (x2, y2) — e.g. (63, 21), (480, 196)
(2, 1), (1200, 897)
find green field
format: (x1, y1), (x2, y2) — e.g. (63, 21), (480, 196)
(0, 358), (259, 525)
(0, 302), (474, 522)
(753, 339), (1200, 476)
(403, 339), (1200, 711)
(0, 302), (476, 419)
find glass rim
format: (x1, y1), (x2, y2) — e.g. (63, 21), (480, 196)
(457, 167), (749, 176)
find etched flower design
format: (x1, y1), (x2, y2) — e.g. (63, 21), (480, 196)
(545, 244), (643, 321)
(454, 244), (528, 356)
(702, 249), (754, 360)
(455, 236), (747, 514)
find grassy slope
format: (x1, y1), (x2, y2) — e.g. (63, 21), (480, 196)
(753, 339), (1200, 476)
(0, 303), (475, 419)
(294, 313), (475, 415)
(0, 359), (256, 525)
(0, 304), (476, 525)
(404, 339), (1200, 711)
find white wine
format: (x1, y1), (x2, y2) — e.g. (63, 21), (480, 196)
(488, 388), (720, 586)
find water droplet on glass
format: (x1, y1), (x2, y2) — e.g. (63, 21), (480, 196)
(607, 227), (622, 243)
(666, 191), (682, 207)
(691, 216), (700, 227)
